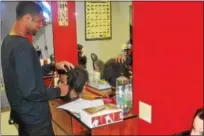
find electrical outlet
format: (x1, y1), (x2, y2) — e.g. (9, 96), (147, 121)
(139, 101), (152, 123)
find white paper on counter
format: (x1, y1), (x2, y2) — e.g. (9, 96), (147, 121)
(57, 98), (104, 114)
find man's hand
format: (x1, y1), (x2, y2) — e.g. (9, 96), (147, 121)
(116, 55), (126, 63)
(58, 82), (69, 96)
(55, 61), (74, 72)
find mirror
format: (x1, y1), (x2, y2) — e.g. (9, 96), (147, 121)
(75, 1), (133, 88)
(0, 1), (133, 99)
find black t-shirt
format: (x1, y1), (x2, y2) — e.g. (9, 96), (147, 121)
(1, 35), (60, 125)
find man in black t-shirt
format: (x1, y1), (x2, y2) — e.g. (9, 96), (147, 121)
(77, 44), (87, 69)
(1, 2), (74, 136)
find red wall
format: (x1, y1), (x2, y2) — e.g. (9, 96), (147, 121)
(132, 2), (203, 135)
(51, 2), (77, 64)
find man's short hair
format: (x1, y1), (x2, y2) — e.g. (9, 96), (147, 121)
(16, 1), (43, 19)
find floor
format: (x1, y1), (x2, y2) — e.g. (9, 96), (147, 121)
(1, 108), (18, 135)
(1, 91), (18, 135)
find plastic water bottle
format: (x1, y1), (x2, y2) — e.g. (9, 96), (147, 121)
(127, 76), (133, 109)
(116, 86), (122, 108)
(116, 73), (130, 114)
(123, 85), (130, 114)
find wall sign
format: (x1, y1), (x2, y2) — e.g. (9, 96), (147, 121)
(58, 1), (68, 26)
(85, 1), (112, 40)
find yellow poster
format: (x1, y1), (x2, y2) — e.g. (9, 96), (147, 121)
(85, 1), (111, 40)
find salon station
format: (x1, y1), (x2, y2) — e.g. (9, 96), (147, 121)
(0, 1), (203, 136)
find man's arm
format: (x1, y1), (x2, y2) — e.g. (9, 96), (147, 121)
(41, 59), (75, 76)
(126, 54), (132, 66)
(115, 54), (132, 66)
(13, 42), (62, 101)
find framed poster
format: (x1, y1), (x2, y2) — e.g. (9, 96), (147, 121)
(85, 1), (112, 40)
(57, 1), (68, 26)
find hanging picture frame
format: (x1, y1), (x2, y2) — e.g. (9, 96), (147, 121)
(57, 1), (68, 26)
(85, 1), (112, 40)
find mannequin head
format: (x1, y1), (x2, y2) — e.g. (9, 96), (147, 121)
(191, 108), (204, 135)
(102, 59), (130, 87)
(58, 66), (88, 101)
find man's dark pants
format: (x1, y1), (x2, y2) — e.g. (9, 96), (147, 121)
(18, 120), (55, 136)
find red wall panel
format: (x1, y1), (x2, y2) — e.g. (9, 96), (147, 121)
(132, 2), (203, 135)
(51, 2), (77, 64)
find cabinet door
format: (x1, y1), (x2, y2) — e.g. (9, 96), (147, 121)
(71, 117), (89, 135)
(52, 121), (58, 135)
(49, 100), (72, 134)
(52, 121), (68, 136)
